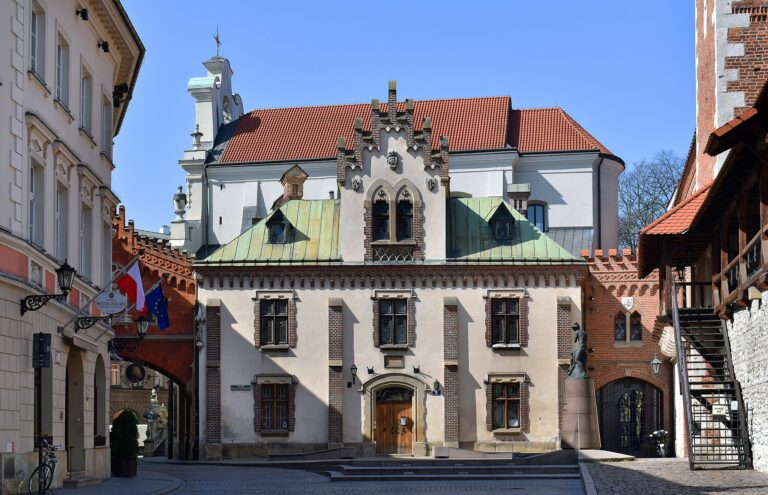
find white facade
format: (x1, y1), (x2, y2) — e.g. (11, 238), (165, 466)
(0, 1), (142, 491)
(170, 57), (623, 257)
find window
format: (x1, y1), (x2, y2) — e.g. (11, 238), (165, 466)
(615, 311), (642, 342)
(56, 36), (69, 106)
(55, 184), (68, 260)
(110, 363), (121, 387)
(527, 203), (547, 231)
(489, 206), (515, 241)
(379, 299), (407, 345)
(261, 299), (288, 345)
(492, 298), (520, 345)
(80, 68), (92, 134)
(396, 200), (413, 241)
(266, 211), (289, 244)
(80, 204), (92, 279)
(261, 383), (289, 431)
(102, 221), (112, 287)
(372, 200), (389, 241)
(30, 6), (45, 77)
(29, 162), (44, 246)
(492, 382), (520, 429)
(101, 96), (112, 156)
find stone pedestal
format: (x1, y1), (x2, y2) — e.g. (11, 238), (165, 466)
(561, 378), (601, 449)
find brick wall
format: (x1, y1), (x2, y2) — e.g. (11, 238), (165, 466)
(557, 299), (572, 431)
(205, 304), (221, 444)
(584, 250), (673, 435)
(328, 301), (344, 444)
(443, 300), (459, 444)
(727, 2), (768, 116)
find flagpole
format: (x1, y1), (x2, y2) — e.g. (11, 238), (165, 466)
(94, 280), (163, 342)
(58, 249), (144, 334)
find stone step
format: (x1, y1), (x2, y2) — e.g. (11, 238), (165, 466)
(63, 476), (103, 488)
(328, 471), (581, 482)
(336, 464), (579, 476)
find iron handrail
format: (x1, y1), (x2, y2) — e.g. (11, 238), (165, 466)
(670, 277), (696, 470)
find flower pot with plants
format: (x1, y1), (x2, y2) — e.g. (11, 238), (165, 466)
(110, 410), (139, 477)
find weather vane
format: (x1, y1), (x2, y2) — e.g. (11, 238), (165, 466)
(214, 26), (221, 57)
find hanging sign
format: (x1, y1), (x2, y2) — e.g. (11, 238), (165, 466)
(95, 291), (127, 315)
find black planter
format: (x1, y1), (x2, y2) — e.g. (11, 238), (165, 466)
(111, 458), (137, 477)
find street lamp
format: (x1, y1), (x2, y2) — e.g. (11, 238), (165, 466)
(136, 315), (151, 339)
(651, 355), (662, 376)
(21, 260), (76, 316)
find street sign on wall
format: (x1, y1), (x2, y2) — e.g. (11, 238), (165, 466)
(32, 333), (51, 369)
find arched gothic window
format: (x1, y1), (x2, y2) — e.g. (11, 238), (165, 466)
(373, 198), (389, 241)
(396, 199), (413, 241)
(630, 312), (642, 341)
(614, 312), (627, 341)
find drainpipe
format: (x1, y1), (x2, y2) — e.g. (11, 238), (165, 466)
(595, 157), (604, 249)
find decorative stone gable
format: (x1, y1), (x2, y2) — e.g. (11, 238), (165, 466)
(336, 81), (450, 186)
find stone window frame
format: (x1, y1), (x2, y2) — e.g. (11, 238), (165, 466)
(253, 290), (297, 351)
(364, 179), (424, 260)
(485, 289), (528, 349)
(252, 375), (297, 435)
(485, 372), (529, 433)
(372, 289), (415, 349)
(614, 310), (642, 345)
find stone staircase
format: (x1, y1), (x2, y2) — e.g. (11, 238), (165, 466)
(62, 471), (102, 488)
(315, 458), (580, 482)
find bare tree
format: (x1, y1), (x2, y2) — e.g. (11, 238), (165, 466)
(618, 150), (684, 251)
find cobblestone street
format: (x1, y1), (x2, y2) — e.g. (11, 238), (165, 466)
(588, 458), (768, 494)
(141, 461), (584, 495)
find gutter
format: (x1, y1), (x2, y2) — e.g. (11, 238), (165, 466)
(595, 157), (605, 249)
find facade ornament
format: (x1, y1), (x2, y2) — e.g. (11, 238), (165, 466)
(377, 188), (387, 198)
(426, 177), (436, 191)
(387, 150), (399, 169)
(191, 124), (203, 150)
(173, 185), (188, 221)
(401, 189), (410, 198)
(351, 177), (362, 192)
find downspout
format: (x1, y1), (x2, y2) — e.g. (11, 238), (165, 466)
(595, 157), (604, 249)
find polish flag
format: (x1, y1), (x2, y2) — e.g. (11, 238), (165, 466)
(117, 262), (145, 313)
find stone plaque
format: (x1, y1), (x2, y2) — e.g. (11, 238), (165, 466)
(230, 384), (252, 391)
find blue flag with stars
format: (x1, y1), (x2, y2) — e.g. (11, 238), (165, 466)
(145, 283), (170, 330)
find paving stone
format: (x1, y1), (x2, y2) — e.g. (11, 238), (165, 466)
(589, 458), (768, 495)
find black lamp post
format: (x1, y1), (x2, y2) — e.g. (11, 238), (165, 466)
(651, 355), (662, 376)
(21, 260), (76, 316)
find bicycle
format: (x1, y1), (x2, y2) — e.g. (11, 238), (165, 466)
(28, 438), (60, 495)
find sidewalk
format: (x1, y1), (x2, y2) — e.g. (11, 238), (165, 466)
(51, 461), (183, 495)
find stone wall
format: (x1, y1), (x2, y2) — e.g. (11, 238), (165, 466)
(727, 291), (768, 473)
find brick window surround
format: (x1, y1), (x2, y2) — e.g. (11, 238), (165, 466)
(614, 311), (642, 342)
(252, 375), (296, 434)
(485, 374), (529, 433)
(253, 292), (297, 349)
(372, 290), (415, 348)
(363, 179), (425, 261)
(485, 290), (528, 348)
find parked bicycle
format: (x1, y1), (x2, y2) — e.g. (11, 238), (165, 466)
(28, 438), (59, 495)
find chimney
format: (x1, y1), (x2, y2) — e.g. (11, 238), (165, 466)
(280, 164), (309, 201)
(388, 80), (397, 124)
(507, 183), (531, 215)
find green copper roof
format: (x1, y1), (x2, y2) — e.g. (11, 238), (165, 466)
(446, 197), (577, 263)
(200, 199), (341, 265)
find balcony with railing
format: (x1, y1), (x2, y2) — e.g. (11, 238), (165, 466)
(713, 223), (768, 312)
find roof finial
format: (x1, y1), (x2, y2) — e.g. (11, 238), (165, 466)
(214, 26), (221, 57)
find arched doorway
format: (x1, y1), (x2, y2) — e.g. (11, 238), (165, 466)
(65, 349), (85, 473)
(361, 373), (427, 456)
(597, 378), (663, 455)
(374, 387), (413, 454)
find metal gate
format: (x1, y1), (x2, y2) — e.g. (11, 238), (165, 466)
(597, 378), (663, 455)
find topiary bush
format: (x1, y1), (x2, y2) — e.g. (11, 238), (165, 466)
(110, 410), (139, 461)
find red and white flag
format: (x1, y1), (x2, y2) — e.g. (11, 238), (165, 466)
(117, 262), (145, 313)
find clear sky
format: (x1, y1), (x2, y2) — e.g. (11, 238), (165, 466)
(114, 0), (694, 231)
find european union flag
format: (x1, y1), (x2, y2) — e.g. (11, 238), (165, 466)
(145, 283), (170, 330)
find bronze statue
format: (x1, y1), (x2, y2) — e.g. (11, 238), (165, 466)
(567, 322), (588, 379)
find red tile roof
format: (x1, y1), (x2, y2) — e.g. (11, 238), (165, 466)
(640, 183), (712, 236)
(219, 97), (610, 164)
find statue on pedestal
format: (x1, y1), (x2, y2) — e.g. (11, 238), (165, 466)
(567, 322), (588, 379)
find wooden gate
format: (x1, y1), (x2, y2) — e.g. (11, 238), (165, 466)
(375, 387), (413, 454)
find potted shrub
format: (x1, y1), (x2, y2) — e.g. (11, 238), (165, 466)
(110, 410), (139, 477)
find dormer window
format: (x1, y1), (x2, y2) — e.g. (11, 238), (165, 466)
(396, 200), (413, 241)
(489, 206), (515, 242)
(266, 210), (289, 244)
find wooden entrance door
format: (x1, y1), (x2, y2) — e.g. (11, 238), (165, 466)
(375, 387), (413, 454)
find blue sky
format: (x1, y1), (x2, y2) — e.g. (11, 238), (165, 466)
(114, 1), (694, 230)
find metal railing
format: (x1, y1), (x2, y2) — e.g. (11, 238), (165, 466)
(670, 278), (696, 470)
(675, 281), (713, 310)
